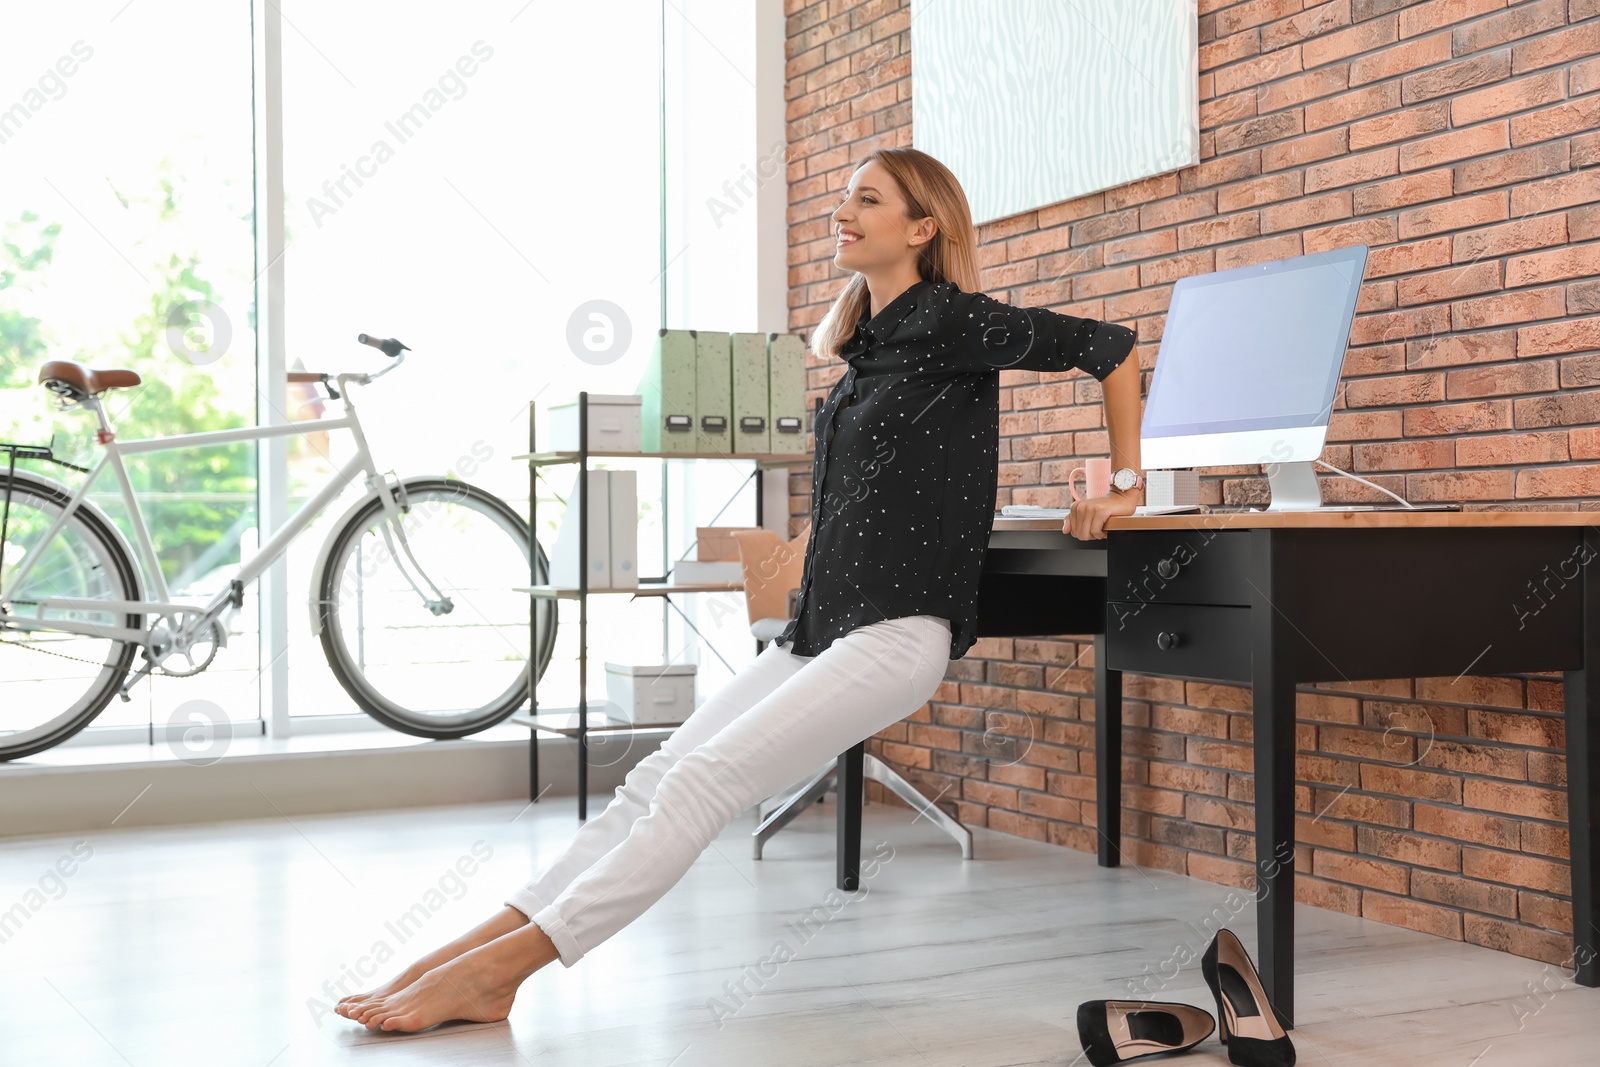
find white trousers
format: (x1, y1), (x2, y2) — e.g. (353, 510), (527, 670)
(504, 613), (953, 967)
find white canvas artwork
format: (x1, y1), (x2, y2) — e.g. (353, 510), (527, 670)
(910, 0), (1200, 226)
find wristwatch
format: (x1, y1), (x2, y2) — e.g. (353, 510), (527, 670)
(1109, 467), (1144, 494)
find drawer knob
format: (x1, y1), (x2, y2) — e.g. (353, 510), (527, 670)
(1156, 630), (1182, 651)
(1155, 555), (1182, 580)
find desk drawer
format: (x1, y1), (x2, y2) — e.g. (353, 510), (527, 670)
(1107, 530), (1252, 607)
(1106, 602), (1252, 682)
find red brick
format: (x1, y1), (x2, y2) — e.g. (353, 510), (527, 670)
(1450, 69), (1568, 127)
(1362, 891), (1464, 940)
(1304, 15), (1399, 70)
(1512, 97), (1600, 150)
(1517, 317), (1600, 358)
(1263, 1), (1353, 53)
(1141, 193), (1219, 230)
(1215, 45), (1307, 97)
(1462, 847), (1570, 895)
(1405, 327), (1515, 368)
(1351, 31), (1455, 87)
(1522, 821), (1570, 861)
(1518, 463), (1600, 499)
(1518, 891), (1572, 933)
(1306, 217), (1399, 255)
(1218, 173), (1304, 215)
(1398, 261), (1503, 305)
(1464, 778), (1567, 821)
(1418, 739), (1528, 779)
(1414, 804), (1522, 850)
(1399, 120), (1510, 172)
(1351, 439), (1456, 471)
(1453, 214), (1568, 263)
(1203, 89), (1260, 129)
(1511, 170), (1600, 215)
(1262, 127), (1350, 171)
(1257, 65), (1350, 116)
(1367, 236), (1454, 277)
(1295, 873), (1363, 914)
(1445, 359), (1557, 399)
(1412, 869), (1519, 917)
(1455, 141), (1572, 194)
(1510, 20), (1600, 75)
(1213, 0), (1306, 37)
(1102, 230), (1178, 266)
(1358, 825), (1461, 870)
(1313, 849), (1410, 893)
(1450, 0), (1566, 57)
(1306, 147), (1401, 192)
(1402, 48), (1511, 105)
(1515, 390), (1600, 427)
(1399, 0), (1506, 40)
(1398, 190), (1508, 239)
(1464, 913), (1573, 965)
(1451, 286), (1566, 331)
(1408, 398), (1504, 435)
(1456, 431), (1570, 466)
(1216, 232), (1306, 271)
(1201, 29), (1263, 74)
(1360, 762), (1463, 803)
(1562, 353), (1600, 389)
(1306, 81), (1400, 131)
(1260, 190), (1353, 232)
(1177, 212), (1263, 250)
(1354, 170), (1454, 215)
(1506, 244), (1600, 288)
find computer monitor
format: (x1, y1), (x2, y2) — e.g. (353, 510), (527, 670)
(1139, 243), (1369, 511)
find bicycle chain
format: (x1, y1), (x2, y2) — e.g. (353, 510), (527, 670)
(0, 634), (117, 667)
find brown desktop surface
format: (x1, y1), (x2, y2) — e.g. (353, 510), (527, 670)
(994, 510), (1600, 532)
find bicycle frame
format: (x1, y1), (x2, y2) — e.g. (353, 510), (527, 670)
(1, 361), (448, 650)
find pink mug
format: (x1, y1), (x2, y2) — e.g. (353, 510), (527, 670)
(1068, 457), (1111, 502)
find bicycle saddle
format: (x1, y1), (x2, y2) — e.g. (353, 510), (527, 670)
(38, 360), (143, 401)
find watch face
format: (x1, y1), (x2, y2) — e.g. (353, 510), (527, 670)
(1113, 468), (1136, 490)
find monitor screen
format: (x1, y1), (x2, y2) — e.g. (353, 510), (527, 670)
(1141, 244), (1368, 439)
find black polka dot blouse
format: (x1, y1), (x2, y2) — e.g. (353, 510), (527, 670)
(775, 278), (1138, 662)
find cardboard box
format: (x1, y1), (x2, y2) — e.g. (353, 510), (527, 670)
(604, 662), (696, 725)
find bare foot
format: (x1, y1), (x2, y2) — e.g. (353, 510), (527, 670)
(336, 906), (528, 1020)
(353, 923), (559, 1033)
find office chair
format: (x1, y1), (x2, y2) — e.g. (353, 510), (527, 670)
(729, 525), (973, 889)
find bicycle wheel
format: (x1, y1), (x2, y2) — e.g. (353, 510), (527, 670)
(0, 470), (141, 761)
(316, 477), (554, 738)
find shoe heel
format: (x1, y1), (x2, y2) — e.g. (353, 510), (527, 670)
(1201, 933), (1227, 1045)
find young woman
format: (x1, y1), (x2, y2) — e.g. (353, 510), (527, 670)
(335, 146), (1144, 1033)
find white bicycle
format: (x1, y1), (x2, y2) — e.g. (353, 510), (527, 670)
(0, 334), (555, 761)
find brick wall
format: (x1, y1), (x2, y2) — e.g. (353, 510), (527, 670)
(783, 0), (1600, 965)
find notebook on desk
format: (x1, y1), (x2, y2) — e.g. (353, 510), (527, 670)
(998, 504), (1204, 519)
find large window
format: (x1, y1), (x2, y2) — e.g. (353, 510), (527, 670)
(0, 2), (259, 731)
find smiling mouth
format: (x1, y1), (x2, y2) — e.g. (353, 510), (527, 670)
(837, 232), (862, 245)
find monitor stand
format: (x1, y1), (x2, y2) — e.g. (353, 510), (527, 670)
(1262, 460), (1461, 512)
(1265, 460), (1322, 511)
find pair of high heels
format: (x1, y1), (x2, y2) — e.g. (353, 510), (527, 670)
(1075, 929), (1295, 1066)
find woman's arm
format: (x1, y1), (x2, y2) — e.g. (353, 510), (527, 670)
(1066, 352), (1142, 541)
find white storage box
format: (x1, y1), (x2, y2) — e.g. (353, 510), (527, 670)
(604, 661), (697, 725)
(549, 394), (643, 453)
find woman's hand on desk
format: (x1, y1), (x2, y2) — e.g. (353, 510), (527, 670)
(1065, 490), (1140, 540)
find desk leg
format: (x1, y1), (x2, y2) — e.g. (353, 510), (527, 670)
(1094, 633), (1122, 868)
(1566, 525), (1600, 986)
(1251, 531), (1296, 1029)
(837, 741), (864, 891)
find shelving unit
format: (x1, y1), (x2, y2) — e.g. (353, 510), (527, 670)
(514, 392), (811, 820)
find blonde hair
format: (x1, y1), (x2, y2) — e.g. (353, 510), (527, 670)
(811, 147), (981, 362)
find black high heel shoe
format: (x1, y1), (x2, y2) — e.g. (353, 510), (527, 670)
(1200, 929), (1296, 1067)
(1075, 999), (1216, 1066)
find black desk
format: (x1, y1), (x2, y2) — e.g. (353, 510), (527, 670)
(983, 512), (1599, 1030)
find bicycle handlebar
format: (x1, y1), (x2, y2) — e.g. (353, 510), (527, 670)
(358, 334), (411, 358)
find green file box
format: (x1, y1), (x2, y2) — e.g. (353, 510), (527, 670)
(767, 332), (808, 454)
(639, 328), (696, 453)
(731, 331), (770, 454)
(694, 330), (733, 455)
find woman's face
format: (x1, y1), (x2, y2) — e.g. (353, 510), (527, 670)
(830, 160), (935, 273)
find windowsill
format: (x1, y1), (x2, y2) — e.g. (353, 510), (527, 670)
(3, 720), (538, 773)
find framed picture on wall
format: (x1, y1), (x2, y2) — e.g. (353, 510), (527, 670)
(911, 0), (1200, 226)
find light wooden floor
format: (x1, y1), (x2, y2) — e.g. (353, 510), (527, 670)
(0, 793), (1591, 1066)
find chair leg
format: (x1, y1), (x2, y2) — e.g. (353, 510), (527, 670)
(837, 741), (865, 891)
(864, 754), (974, 859)
(752, 763), (834, 859)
